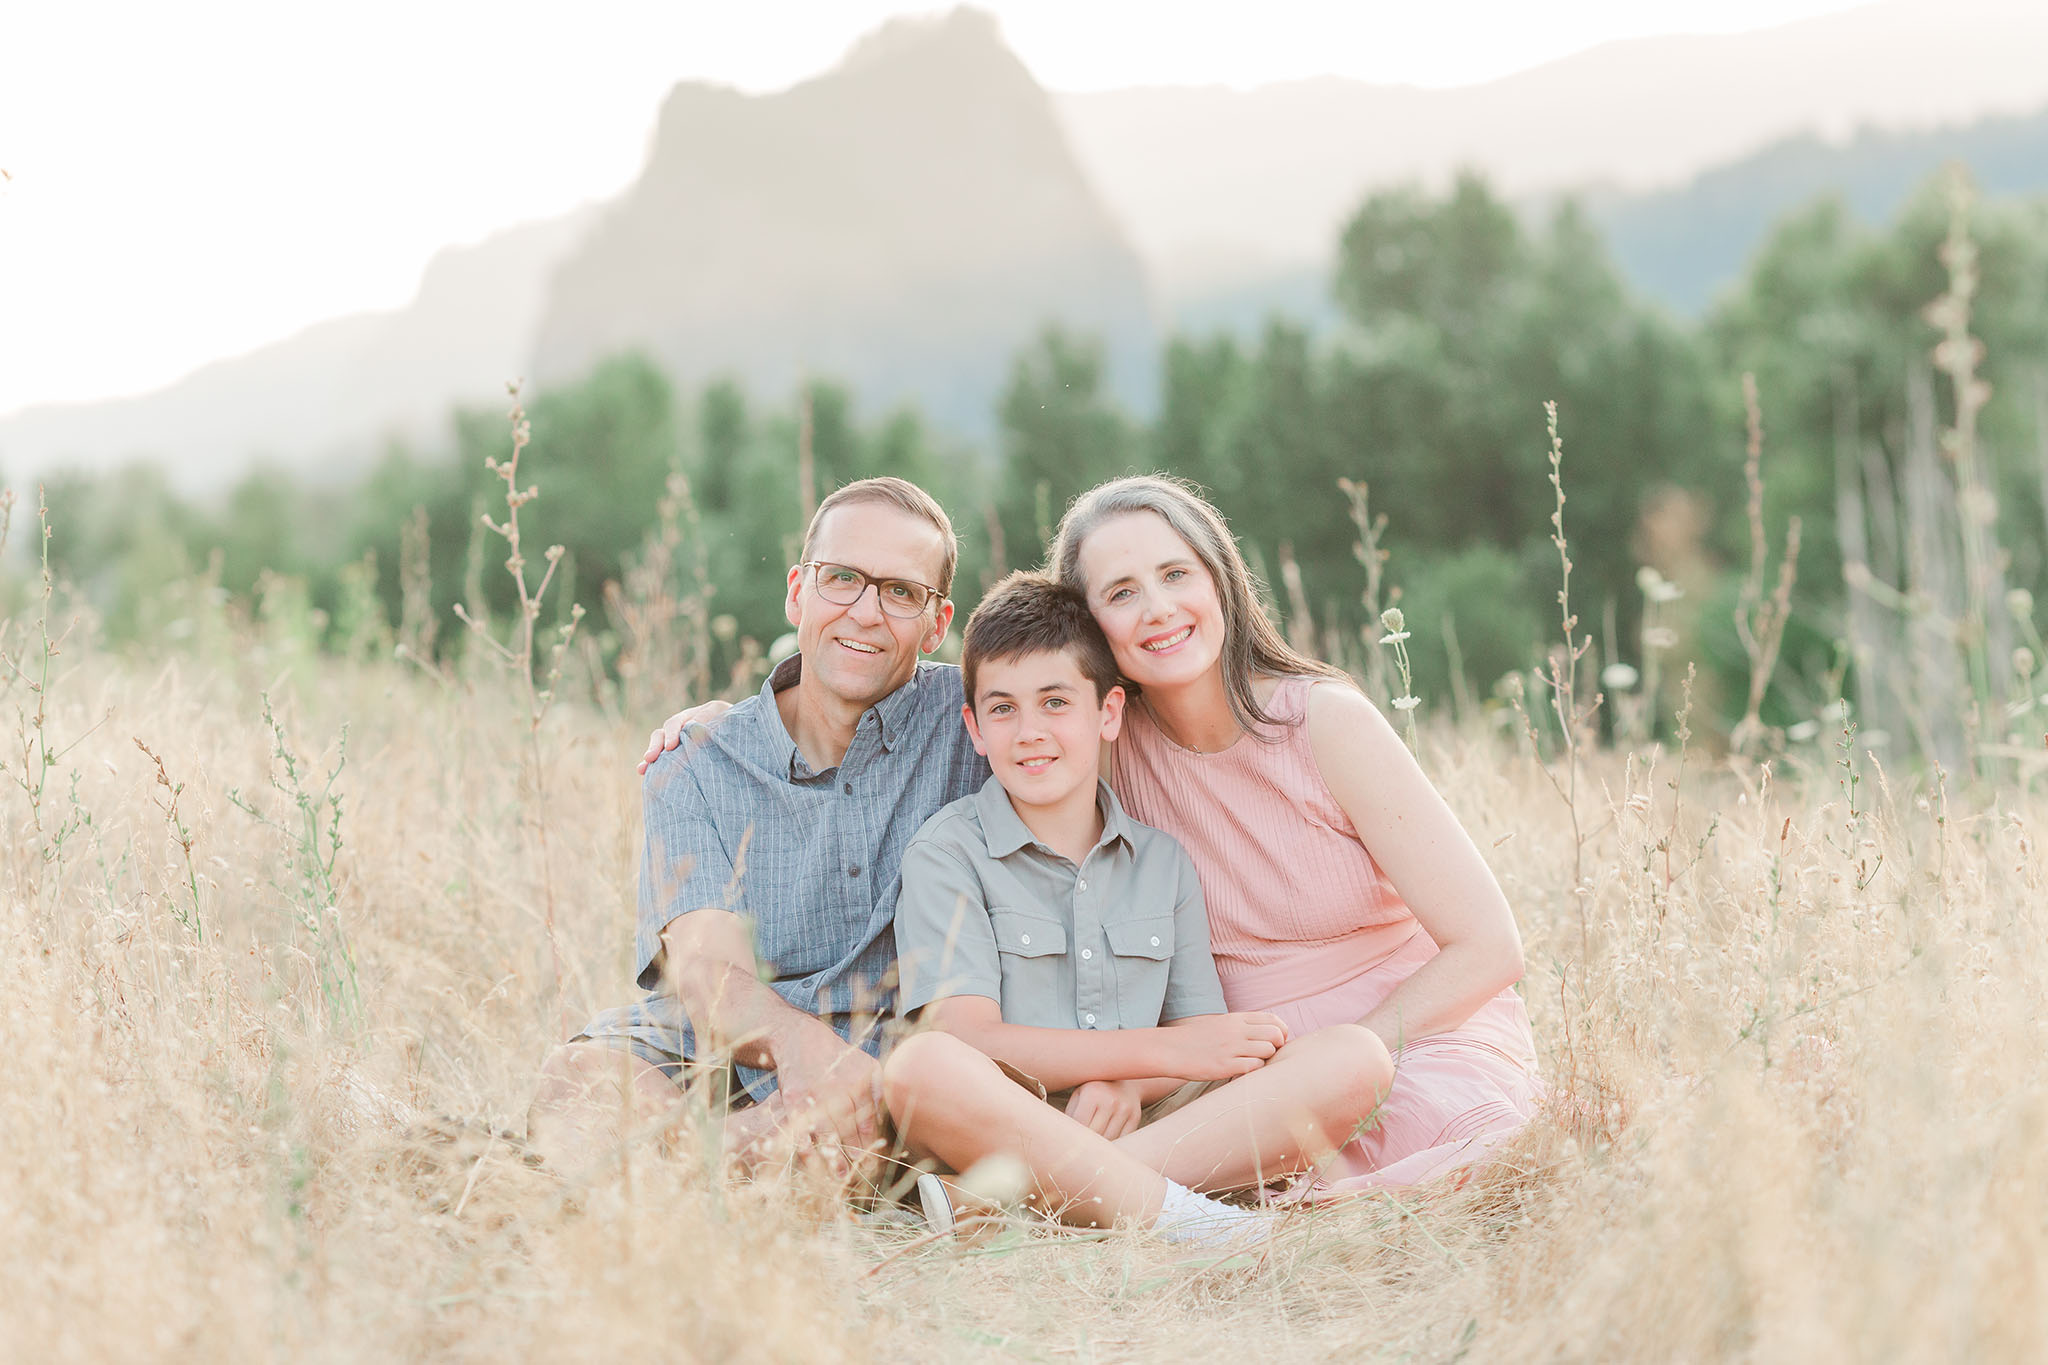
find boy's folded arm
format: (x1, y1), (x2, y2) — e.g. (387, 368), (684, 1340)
(922, 995), (1191, 1090)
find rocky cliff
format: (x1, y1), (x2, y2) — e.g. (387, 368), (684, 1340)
(528, 7), (1157, 433)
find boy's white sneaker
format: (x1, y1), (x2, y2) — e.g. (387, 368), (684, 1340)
(915, 1171), (957, 1236)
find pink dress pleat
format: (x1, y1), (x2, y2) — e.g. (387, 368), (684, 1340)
(1113, 676), (1542, 1192)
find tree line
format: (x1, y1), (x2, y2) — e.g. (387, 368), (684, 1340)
(15, 168), (2048, 752)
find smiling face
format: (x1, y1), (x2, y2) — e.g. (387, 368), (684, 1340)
(964, 648), (1124, 815)
(1072, 511), (1227, 692)
(784, 499), (953, 712)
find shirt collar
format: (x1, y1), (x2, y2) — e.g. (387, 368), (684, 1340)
(974, 775), (1133, 860)
(758, 652), (925, 780)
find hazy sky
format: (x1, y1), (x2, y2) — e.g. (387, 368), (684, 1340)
(1, 1), (1867, 418)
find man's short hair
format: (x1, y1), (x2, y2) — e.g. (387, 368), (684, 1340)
(800, 477), (958, 598)
(962, 571), (1121, 708)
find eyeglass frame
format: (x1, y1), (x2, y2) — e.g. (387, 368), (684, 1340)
(798, 560), (947, 619)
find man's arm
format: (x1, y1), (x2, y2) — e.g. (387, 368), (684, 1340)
(660, 909), (880, 1152)
(639, 754), (878, 1155)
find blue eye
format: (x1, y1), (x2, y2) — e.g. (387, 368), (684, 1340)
(1165, 568), (1186, 583)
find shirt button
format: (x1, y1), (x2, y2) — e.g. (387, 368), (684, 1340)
(1084, 1013), (1097, 1026)
(843, 782), (853, 794)
(1019, 934), (1031, 946)
(1080, 948), (1093, 960)
(847, 865), (861, 878)
(1150, 936), (1162, 947)
(1077, 878), (1088, 891)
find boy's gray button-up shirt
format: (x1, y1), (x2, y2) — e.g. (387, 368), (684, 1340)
(893, 776), (1226, 1031)
(623, 656), (989, 1102)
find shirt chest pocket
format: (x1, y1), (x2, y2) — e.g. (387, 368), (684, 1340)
(988, 907), (1068, 958)
(987, 907), (1069, 1026)
(1103, 916), (1175, 1019)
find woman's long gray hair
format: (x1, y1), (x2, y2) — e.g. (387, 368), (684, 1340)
(1050, 474), (1351, 736)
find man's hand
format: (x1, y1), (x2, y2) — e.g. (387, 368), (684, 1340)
(769, 1021), (883, 1171)
(638, 701), (735, 774)
(1064, 1079), (1146, 1140)
(1160, 1012), (1290, 1080)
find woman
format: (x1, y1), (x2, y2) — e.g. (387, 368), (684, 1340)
(1051, 475), (1539, 1191)
(644, 475), (1541, 1190)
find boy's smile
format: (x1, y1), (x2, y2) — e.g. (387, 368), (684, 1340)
(964, 649), (1125, 833)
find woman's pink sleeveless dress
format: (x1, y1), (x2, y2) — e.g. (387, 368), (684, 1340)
(1114, 676), (1542, 1190)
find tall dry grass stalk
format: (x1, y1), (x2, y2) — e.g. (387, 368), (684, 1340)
(1731, 374), (1803, 757)
(449, 382), (586, 1025)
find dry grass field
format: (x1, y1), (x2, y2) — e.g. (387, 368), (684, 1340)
(3, 535), (2044, 1364)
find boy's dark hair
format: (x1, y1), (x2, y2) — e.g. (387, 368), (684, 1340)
(962, 571), (1121, 708)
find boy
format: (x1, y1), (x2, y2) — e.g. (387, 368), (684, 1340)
(885, 573), (1392, 1247)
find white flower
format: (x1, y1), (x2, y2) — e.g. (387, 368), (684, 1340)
(1379, 631), (1411, 644)
(2010, 588), (2035, 620)
(1643, 627), (1679, 650)
(1391, 695), (1421, 711)
(1600, 662), (1639, 691)
(1787, 720), (1821, 742)
(1648, 580), (1684, 604)
(1380, 607), (1406, 634)
(1636, 566), (1664, 594)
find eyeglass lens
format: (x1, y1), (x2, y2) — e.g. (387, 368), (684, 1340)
(811, 563), (931, 617)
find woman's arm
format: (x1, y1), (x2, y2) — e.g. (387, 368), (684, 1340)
(638, 701), (733, 774)
(1304, 682), (1526, 1049)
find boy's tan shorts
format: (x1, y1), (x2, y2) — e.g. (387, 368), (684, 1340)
(992, 1059), (1219, 1128)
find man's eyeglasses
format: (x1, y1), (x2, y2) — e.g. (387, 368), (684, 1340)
(801, 561), (943, 619)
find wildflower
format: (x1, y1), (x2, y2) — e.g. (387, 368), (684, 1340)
(1392, 695), (1420, 712)
(1787, 720), (1821, 742)
(1380, 606), (1406, 635)
(2009, 588), (2035, 621)
(1600, 662), (1639, 691)
(1643, 627), (1679, 650)
(1638, 566), (1683, 603)
(2016, 647), (2036, 677)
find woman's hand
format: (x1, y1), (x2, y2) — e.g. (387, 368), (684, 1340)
(1064, 1079), (1146, 1140)
(638, 701), (734, 774)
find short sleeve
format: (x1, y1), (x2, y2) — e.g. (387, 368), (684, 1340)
(893, 835), (1002, 1015)
(634, 752), (741, 989)
(1158, 851), (1227, 1021)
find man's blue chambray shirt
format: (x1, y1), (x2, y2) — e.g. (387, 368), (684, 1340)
(607, 654), (987, 1102)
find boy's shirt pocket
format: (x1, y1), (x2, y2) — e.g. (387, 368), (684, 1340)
(1104, 915), (1176, 1022)
(988, 906), (1069, 958)
(988, 906), (1071, 1026)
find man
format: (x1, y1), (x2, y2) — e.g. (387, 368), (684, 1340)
(529, 477), (988, 1175)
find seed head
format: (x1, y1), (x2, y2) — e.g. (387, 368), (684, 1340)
(1380, 607), (1405, 635)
